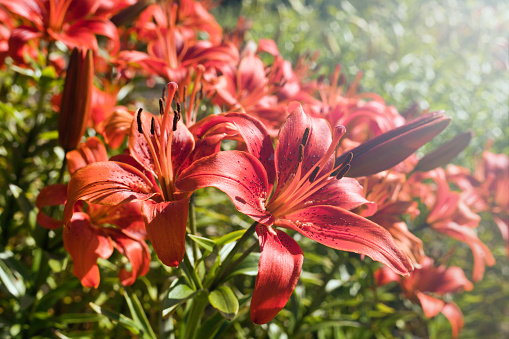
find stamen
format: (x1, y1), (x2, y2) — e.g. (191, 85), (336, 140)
(173, 102), (181, 131)
(309, 166), (320, 183)
(301, 128), (310, 146)
(150, 117), (155, 135)
(136, 108), (143, 133)
(159, 98), (164, 116)
(298, 144), (304, 162)
(336, 164), (350, 179)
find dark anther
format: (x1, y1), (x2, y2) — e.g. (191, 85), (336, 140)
(176, 102), (181, 115)
(298, 144), (304, 162)
(172, 104), (181, 131)
(301, 128), (310, 146)
(342, 152), (354, 166)
(136, 108), (143, 134)
(150, 117), (155, 135)
(159, 98), (164, 116)
(336, 164), (350, 179)
(309, 166), (320, 183)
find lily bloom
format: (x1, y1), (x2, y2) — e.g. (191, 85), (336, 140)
(474, 150), (509, 256)
(63, 83), (195, 267)
(0, 0), (121, 61)
(177, 102), (413, 324)
(375, 257), (473, 338)
(37, 137), (150, 287)
(360, 171), (424, 265)
(410, 168), (495, 281)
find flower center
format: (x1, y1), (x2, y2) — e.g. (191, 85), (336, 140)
(136, 82), (181, 200)
(266, 125), (352, 217)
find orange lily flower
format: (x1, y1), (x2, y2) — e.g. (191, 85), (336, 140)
(63, 83), (195, 267)
(375, 256), (473, 338)
(37, 137), (150, 287)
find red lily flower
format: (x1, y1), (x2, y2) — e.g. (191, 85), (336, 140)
(375, 256), (473, 338)
(361, 171), (425, 265)
(118, 1), (237, 84)
(474, 150), (509, 256)
(63, 83), (195, 267)
(0, 0), (121, 60)
(37, 137), (150, 287)
(177, 102), (413, 324)
(410, 168), (495, 281)
(210, 49), (299, 134)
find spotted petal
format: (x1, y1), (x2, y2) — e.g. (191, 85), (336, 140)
(64, 212), (114, 288)
(278, 205), (413, 275)
(141, 199), (189, 267)
(250, 225), (303, 324)
(63, 161), (158, 226)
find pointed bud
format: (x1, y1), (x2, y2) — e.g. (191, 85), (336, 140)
(110, 0), (152, 27)
(415, 131), (473, 172)
(336, 111), (451, 177)
(58, 48), (94, 151)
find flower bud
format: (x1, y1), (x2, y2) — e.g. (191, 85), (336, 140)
(336, 111), (451, 177)
(58, 48), (94, 151)
(414, 131), (473, 172)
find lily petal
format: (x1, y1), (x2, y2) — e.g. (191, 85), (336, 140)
(302, 177), (377, 215)
(195, 112), (276, 189)
(275, 103), (333, 197)
(279, 205), (414, 275)
(432, 222), (495, 282)
(67, 136), (109, 175)
(113, 231), (151, 286)
(36, 184), (68, 229)
(416, 291), (444, 318)
(63, 161), (158, 225)
(64, 212), (114, 288)
(177, 151), (272, 225)
(250, 225), (303, 324)
(141, 199), (189, 267)
(441, 302), (465, 338)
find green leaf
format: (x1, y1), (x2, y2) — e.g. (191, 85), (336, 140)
(123, 288), (157, 339)
(162, 283), (198, 318)
(9, 184), (33, 219)
(89, 302), (144, 337)
(35, 280), (80, 312)
(195, 312), (227, 339)
(53, 313), (103, 324)
(214, 230), (246, 246)
(224, 253), (260, 280)
(0, 257), (25, 297)
(208, 286), (239, 320)
(188, 234), (216, 253)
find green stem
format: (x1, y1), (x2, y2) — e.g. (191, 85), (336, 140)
(183, 250), (203, 290)
(206, 221), (258, 289)
(188, 194), (198, 262)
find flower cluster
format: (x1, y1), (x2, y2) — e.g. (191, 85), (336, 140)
(3, 0), (506, 336)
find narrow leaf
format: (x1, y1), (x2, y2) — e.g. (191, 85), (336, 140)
(123, 288), (157, 339)
(188, 234), (216, 253)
